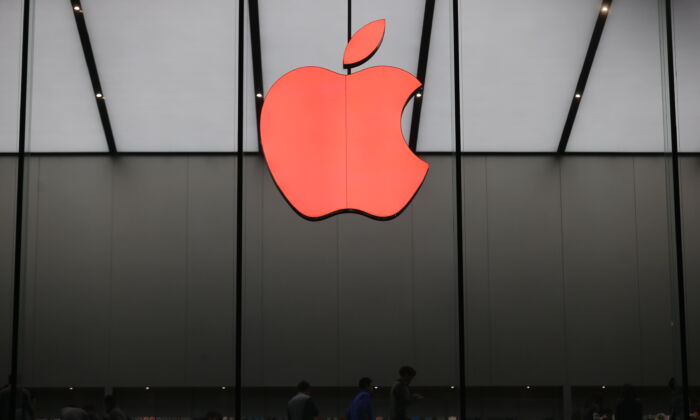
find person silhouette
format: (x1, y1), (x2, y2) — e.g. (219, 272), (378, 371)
(390, 366), (423, 420)
(346, 377), (374, 420)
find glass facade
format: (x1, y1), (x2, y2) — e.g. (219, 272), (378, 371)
(0, 1), (698, 420)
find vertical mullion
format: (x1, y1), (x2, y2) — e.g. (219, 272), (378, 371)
(9, 0), (32, 418)
(663, 0), (690, 418)
(451, 1), (467, 419)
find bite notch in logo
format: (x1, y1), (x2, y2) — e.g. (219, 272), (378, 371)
(260, 19), (429, 220)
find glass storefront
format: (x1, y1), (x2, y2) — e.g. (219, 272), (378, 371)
(0, 1), (697, 420)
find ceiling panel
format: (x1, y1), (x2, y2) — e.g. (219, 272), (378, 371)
(567, 0), (665, 152)
(674, 0), (700, 153)
(29, 0), (106, 152)
(83, 0), (238, 151)
(0, 0), (22, 152)
(352, 0), (422, 150)
(460, 0), (600, 152)
(250, 0), (346, 153)
(258, 0), (346, 95)
(353, 0), (454, 152)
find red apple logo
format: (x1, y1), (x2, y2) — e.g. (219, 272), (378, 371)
(260, 19), (429, 220)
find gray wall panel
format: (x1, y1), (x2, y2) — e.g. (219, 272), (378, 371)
(561, 157), (641, 385)
(20, 158), (41, 385)
(0, 158), (16, 382)
(633, 157), (674, 385)
(242, 155), (266, 388)
(242, 156), (267, 387)
(110, 158), (189, 386)
(186, 157), (236, 386)
(411, 156), (458, 386)
(462, 156), (492, 386)
(259, 167), (339, 387)
(27, 158), (112, 387)
(485, 157), (565, 385)
(680, 157), (700, 385)
(337, 212), (413, 387)
(7, 155), (690, 389)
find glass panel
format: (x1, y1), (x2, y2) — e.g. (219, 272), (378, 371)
(243, 2), (459, 419)
(463, 154), (683, 418)
(0, 158), (17, 388)
(17, 156), (237, 419)
(673, 0), (700, 152)
(29, 0), (107, 152)
(459, 0), (600, 152)
(352, 0), (454, 152)
(680, 156), (700, 411)
(83, 0), (239, 152)
(567, 0), (666, 152)
(0, 0), (22, 152)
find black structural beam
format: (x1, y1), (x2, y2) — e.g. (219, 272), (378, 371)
(8, 0), (32, 417)
(664, 0), (691, 418)
(557, 0), (612, 153)
(450, 1), (467, 420)
(408, 0), (435, 152)
(235, 0), (245, 419)
(69, 0), (117, 153)
(248, 0), (265, 144)
(347, 0), (351, 74)
(2, 151), (700, 158)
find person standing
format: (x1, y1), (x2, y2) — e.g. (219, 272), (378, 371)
(288, 381), (319, 420)
(390, 366), (422, 420)
(346, 377), (374, 420)
(104, 395), (129, 420)
(615, 384), (642, 420)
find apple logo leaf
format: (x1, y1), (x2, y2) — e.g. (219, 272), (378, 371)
(343, 19), (386, 69)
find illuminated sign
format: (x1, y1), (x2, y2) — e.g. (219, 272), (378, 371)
(260, 20), (429, 220)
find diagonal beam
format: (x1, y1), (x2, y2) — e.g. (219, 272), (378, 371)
(557, 0), (612, 153)
(663, 0), (691, 418)
(408, 0), (436, 152)
(70, 0), (116, 153)
(248, 0), (264, 147)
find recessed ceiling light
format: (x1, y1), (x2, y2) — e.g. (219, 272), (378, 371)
(68, 387), (74, 391)
(575, 93), (581, 99)
(73, 6), (81, 11)
(526, 386), (531, 390)
(145, 386), (150, 390)
(96, 92), (103, 98)
(416, 93), (422, 98)
(256, 93), (263, 98)
(221, 386), (227, 390)
(450, 386), (455, 389)
(601, 6), (609, 12)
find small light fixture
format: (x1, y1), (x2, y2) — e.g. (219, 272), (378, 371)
(601, 5), (609, 13)
(416, 92), (422, 98)
(73, 5), (81, 11)
(221, 386), (227, 390)
(525, 386), (531, 390)
(450, 386), (456, 390)
(575, 93), (581, 99)
(96, 92), (103, 99)
(256, 93), (263, 98)
(602, 385), (606, 389)
(373, 386), (379, 390)
(145, 386), (150, 391)
(68, 387), (74, 391)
